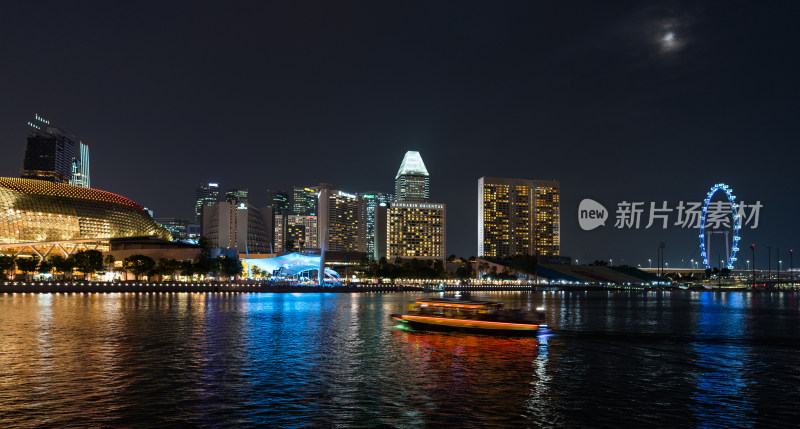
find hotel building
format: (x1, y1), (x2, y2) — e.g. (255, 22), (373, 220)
(201, 202), (273, 254)
(386, 202), (446, 261)
(318, 188), (360, 252)
(373, 151), (446, 261)
(478, 177), (560, 258)
(274, 214), (318, 252)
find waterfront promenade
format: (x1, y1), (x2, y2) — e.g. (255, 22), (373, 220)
(1, 280), (782, 294)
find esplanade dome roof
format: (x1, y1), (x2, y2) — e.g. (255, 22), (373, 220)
(0, 177), (170, 244)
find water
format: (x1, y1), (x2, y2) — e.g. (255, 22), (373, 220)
(1, 290), (798, 427)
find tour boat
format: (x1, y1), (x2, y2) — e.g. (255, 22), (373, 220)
(391, 298), (546, 336)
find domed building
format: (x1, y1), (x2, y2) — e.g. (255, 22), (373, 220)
(0, 177), (170, 245)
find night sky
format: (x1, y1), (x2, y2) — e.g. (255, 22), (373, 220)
(1, 1), (798, 268)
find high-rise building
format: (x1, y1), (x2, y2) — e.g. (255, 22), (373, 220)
(385, 202), (446, 261)
(292, 186), (319, 215)
(154, 218), (191, 241)
(225, 188), (249, 205)
(70, 141), (90, 188)
(274, 214), (318, 252)
(194, 182), (220, 223)
(318, 189), (360, 252)
(201, 202), (273, 254)
(22, 114), (89, 186)
(265, 189), (290, 213)
(358, 192), (393, 259)
(478, 177), (560, 258)
(395, 151), (430, 202)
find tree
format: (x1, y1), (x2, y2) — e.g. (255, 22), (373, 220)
(38, 261), (53, 277)
(16, 256), (40, 280)
(73, 250), (104, 280)
(0, 255), (16, 280)
(157, 258), (182, 281)
(104, 255), (117, 279)
(455, 263), (474, 281)
(509, 255), (537, 275)
(123, 254), (156, 281)
(477, 261), (489, 279)
(285, 239), (296, 252)
(48, 254), (69, 279)
(447, 254), (457, 262)
(219, 256), (243, 281)
(207, 258), (222, 280)
(180, 260), (196, 280)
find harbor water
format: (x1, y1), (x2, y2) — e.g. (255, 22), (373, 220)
(0, 290), (798, 427)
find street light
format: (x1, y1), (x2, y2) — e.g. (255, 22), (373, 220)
(751, 243), (756, 288)
(648, 258), (652, 268)
(747, 260), (750, 270)
(610, 258), (613, 267)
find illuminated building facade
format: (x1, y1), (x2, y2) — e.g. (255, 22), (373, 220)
(154, 218), (191, 241)
(292, 186), (318, 215)
(23, 114), (88, 186)
(70, 142), (90, 188)
(0, 177), (170, 244)
(478, 177), (560, 258)
(265, 189), (290, 214)
(395, 151), (430, 202)
(194, 182), (219, 223)
(201, 202), (273, 254)
(386, 202), (446, 261)
(318, 189), (360, 252)
(274, 214), (318, 252)
(225, 188), (248, 205)
(358, 192), (393, 259)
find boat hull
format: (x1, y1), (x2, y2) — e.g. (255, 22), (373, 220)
(392, 314), (540, 336)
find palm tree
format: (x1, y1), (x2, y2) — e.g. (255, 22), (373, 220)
(0, 255), (16, 280)
(104, 255), (117, 280)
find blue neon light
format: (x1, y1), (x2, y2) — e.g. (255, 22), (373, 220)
(699, 183), (741, 270)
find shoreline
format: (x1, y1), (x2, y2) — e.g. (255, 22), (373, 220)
(0, 281), (791, 294)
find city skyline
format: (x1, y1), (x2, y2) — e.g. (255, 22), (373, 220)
(1, 2), (797, 265)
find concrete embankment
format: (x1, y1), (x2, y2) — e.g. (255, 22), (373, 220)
(0, 281), (427, 294)
(2, 281), (756, 294)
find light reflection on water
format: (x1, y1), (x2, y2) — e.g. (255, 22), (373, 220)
(0, 290), (798, 427)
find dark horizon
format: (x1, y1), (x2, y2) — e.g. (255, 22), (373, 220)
(1, 1), (798, 266)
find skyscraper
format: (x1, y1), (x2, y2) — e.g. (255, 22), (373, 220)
(478, 177), (560, 258)
(194, 182), (220, 223)
(22, 114), (88, 186)
(358, 192), (393, 259)
(201, 202), (273, 254)
(318, 188), (360, 252)
(292, 186), (319, 215)
(395, 151), (429, 202)
(154, 217), (191, 241)
(70, 141), (90, 188)
(265, 189), (290, 213)
(274, 214), (318, 252)
(225, 188), (249, 205)
(387, 202), (446, 261)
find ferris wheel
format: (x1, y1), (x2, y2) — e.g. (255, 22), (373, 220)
(699, 183), (741, 270)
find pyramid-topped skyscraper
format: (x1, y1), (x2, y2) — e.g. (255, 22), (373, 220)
(394, 150), (429, 202)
